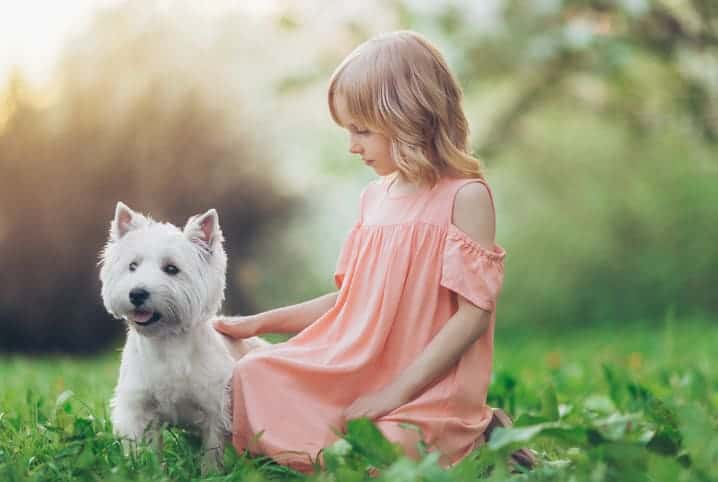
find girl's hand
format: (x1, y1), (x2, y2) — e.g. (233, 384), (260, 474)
(213, 315), (260, 339)
(342, 386), (408, 431)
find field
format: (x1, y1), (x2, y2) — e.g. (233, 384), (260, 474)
(1, 315), (716, 481)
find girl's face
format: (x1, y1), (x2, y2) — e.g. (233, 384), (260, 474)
(334, 95), (398, 177)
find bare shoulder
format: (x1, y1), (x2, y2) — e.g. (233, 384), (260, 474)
(452, 181), (496, 249)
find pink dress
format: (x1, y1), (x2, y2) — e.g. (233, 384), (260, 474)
(231, 176), (506, 471)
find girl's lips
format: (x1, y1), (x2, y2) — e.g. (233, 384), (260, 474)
(364, 159), (374, 165)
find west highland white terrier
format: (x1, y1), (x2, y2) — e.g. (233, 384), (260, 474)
(99, 202), (264, 472)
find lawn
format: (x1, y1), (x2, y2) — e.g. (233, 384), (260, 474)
(1, 315), (716, 481)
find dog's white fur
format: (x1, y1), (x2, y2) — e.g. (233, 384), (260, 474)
(99, 202), (257, 472)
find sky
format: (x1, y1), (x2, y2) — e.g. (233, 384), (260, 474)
(0, 0), (279, 86)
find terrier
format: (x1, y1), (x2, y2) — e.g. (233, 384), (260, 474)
(99, 202), (263, 472)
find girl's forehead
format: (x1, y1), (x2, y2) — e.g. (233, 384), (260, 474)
(332, 94), (355, 127)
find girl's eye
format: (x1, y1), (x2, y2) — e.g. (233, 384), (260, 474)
(163, 265), (180, 276)
(350, 126), (370, 135)
(129, 262), (138, 272)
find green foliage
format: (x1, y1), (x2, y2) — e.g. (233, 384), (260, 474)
(1, 318), (716, 481)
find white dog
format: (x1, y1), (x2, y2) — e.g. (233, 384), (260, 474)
(99, 202), (263, 472)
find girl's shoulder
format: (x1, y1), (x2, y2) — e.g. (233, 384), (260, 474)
(434, 175), (493, 203)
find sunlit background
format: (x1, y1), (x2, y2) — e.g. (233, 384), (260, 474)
(0, 0), (716, 353)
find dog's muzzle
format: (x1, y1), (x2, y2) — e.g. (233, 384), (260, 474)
(129, 309), (162, 326)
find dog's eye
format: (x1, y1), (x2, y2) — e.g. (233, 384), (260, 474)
(163, 264), (180, 276)
(129, 262), (138, 272)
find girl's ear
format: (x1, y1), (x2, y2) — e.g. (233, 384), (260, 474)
(183, 209), (223, 254)
(110, 202), (149, 241)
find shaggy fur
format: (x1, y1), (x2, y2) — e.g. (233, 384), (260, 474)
(99, 202), (240, 472)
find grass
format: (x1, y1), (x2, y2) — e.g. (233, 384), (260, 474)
(1, 314), (716, 481)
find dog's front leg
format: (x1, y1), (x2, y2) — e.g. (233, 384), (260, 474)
(200, 420), (226, 475)
(145, 419), (164, 465)
(112, 395), (155, 457)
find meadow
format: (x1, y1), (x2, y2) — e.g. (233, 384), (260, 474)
(1, 315), (715, 481)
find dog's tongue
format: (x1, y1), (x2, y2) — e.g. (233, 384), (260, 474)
(130, 310), (153, 324)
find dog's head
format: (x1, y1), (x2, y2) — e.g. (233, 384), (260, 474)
(99, 202), (227, 336)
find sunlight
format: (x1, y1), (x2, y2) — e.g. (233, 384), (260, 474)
(0, 0), (280, 86)
(0, 0), (280, 132)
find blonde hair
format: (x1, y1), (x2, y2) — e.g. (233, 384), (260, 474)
(328, 31), (483, 186)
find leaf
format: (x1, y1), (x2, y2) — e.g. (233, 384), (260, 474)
(322, 439), (353, 472)
(343, 418), (402, 467)
(488, 421), (591, 450)
(75, 443), (96, 470)
(646, 429), (681, 455)
(584, 394), (616, 414)
(590, 413), (635, 441)
(602, 365), (628, 409)
(540, 385), (559, 421)
(55, 390), (74, 410)
(398, 423), (429, 457)
(488, 425), (546, 449)
(675, 403), (716, 473)
(514, 413), (552, 427)
(558, 403), (573, 418)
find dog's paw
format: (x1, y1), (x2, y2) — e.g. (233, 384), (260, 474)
(200, 449), (223, 475)
(120, 438), (138, 458)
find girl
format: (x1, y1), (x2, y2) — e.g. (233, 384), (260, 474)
(215, 30), (531, 472)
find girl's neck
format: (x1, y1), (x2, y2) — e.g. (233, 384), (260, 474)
(387, 172), (419, 193)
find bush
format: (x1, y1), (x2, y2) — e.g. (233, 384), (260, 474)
(0, 9), (292, 353)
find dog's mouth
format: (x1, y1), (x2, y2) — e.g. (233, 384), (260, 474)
(129, 310), (162, 326)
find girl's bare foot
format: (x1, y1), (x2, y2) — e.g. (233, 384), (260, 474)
(485, 408), (538, 471)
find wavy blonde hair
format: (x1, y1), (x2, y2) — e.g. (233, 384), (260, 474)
(328, 31), (483, 186)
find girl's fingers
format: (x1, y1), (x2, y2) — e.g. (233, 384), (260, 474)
(213, 319), (242, 337)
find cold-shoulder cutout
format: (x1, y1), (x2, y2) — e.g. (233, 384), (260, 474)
(451, 180), (496, 252)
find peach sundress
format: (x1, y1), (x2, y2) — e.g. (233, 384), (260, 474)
(231, 176), (506, 471)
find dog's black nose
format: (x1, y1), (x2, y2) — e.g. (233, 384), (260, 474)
(129, 288), (150, 306)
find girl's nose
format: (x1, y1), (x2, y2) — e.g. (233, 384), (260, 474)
(349, 142), (363, 154)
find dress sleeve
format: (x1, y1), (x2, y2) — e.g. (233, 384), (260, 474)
(440, 223), (506, 312)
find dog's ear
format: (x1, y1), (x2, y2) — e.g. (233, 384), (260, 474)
(110, 202), (149, 241)
(184, 209), (223, 254)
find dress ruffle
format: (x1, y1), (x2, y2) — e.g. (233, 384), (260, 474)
(440, 223), (506, 312)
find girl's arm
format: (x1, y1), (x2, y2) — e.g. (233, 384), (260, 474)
(214, 291), (339, 338)
(387, 296), (491, 400)
(342, 297), (490, 424)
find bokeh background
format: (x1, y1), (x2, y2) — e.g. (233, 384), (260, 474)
(1, 0), (716, 354)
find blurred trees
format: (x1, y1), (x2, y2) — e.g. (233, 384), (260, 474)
(390, 0), (718, 324)
(0, 7), (292, 353)
(414, 0), (718, 153)
(1, 0), (716, 354)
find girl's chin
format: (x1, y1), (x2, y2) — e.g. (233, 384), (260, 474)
(371, 165), (396, 176)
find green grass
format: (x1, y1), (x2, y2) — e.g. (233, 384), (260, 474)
(1, 315), (716, 481)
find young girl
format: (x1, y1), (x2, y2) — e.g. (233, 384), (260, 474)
(215, 30), (525, 472)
